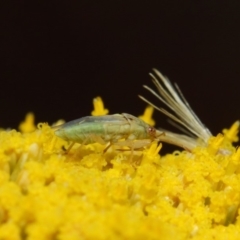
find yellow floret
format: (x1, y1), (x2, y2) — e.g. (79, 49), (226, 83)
(19, 112), (36, 133)
(139, 105), (155, 126)
(223, 121), (240, 143)
(91, 96), (109, 116)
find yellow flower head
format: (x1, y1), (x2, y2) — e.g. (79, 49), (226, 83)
(0, 97), (240, 240)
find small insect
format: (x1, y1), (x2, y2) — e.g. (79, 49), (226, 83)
(55, 113), (164, 152)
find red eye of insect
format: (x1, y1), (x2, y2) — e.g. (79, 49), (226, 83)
(148, 127), (156, 137)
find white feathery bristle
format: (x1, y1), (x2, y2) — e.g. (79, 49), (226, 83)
(139, 69), (212, 150)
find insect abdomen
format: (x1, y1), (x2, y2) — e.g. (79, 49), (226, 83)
(55, 121), (105, 144)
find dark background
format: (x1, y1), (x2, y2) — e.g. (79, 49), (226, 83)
(1, 1), (240, 140)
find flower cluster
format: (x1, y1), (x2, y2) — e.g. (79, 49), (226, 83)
(0, 97), (239, 240)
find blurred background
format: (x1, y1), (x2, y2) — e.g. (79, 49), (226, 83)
(1, 1), (240, 149)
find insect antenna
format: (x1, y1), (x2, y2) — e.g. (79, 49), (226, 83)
(51, 123), (64, 131)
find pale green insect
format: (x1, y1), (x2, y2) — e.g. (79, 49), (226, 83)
(55, 113), (163, 151)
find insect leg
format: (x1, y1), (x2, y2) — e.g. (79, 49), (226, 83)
(121, 113), (133, 132)
(87, 134), (112, 153)
(88, 134), (107, 145)
(113, 139), (152, 150)
(65, 142), (75, 154)
(103, 142), (112, 153)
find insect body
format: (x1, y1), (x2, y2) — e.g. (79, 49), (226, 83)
(55, 113), (162, 150)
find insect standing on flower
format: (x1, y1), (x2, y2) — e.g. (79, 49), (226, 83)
(55, 113), (164, 152)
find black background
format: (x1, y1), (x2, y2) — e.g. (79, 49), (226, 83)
(1, 1), (240, 141)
